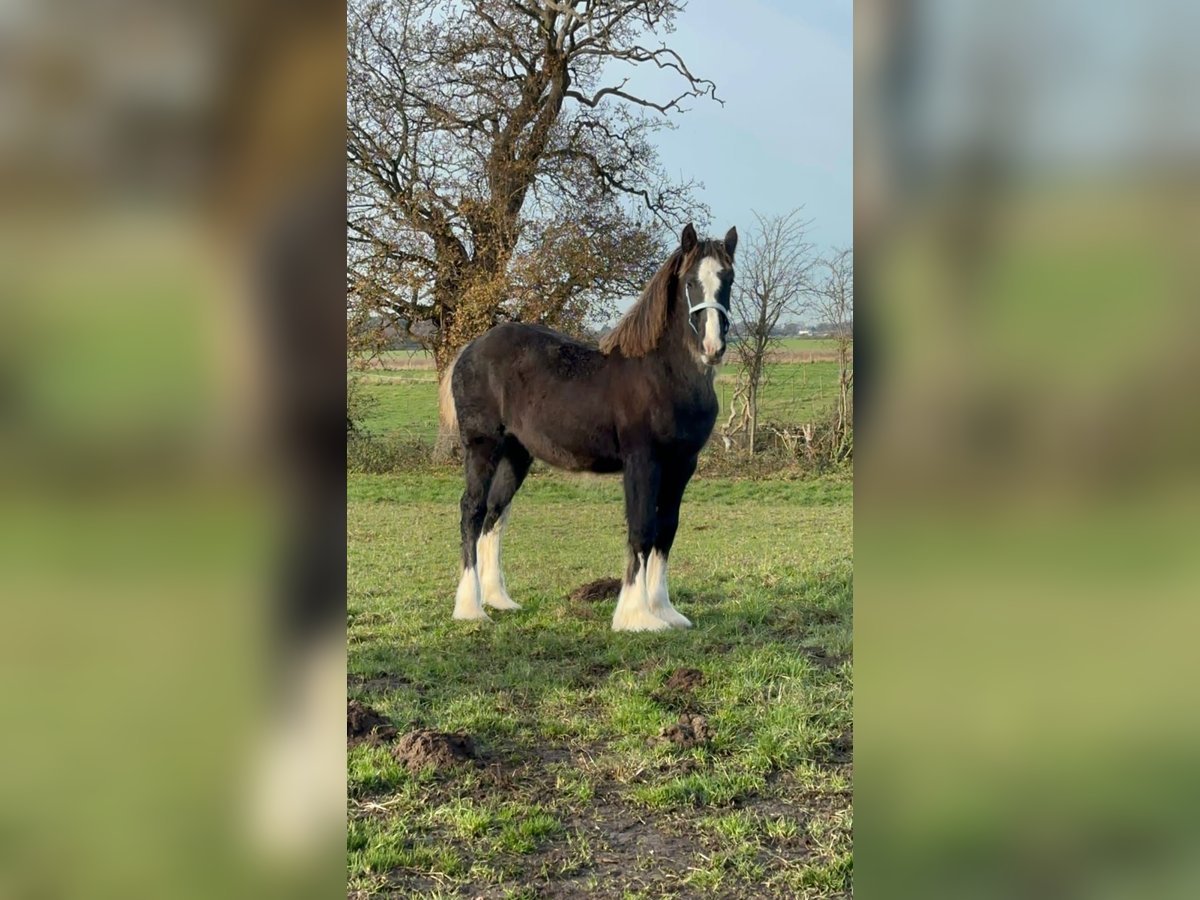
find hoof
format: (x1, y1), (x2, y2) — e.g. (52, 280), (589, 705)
(612, 610), (672, 632)
(454, 567), (489, 621)
(453, 607), (492, 622)
(649, 590), (692, 628)
(483, 592), (522, 611)
(655, 608), (693, 629)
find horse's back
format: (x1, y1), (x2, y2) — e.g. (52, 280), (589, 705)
(456, 323), (620, 469)
(477, 322), (603, 374)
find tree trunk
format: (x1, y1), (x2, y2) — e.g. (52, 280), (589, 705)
(748, 381), (758, 456)
(428, 252), (517, 464)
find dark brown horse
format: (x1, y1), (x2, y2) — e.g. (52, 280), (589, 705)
(439, 223), (737, 630)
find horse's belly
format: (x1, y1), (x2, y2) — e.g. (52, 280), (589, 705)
(511, 418), (618, 473)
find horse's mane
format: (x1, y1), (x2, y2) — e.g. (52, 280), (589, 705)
(600, 247), (691, 358)
(600, 239), (733, 358)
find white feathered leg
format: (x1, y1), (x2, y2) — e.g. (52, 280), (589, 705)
(612, 554), (671, 632)
(452, 565), (489, 621)
(645, 550), (692, 628)
(478, 510), (520, 610)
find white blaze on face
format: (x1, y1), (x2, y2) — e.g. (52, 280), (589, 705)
(697, 256), (726, 359)
(704, 309), (721, 356)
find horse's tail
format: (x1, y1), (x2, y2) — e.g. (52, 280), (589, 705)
(438, 345), (466, 436)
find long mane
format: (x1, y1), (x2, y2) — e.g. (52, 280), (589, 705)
(599, 248), (687, 358)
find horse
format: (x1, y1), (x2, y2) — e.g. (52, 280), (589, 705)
(438, 223), (737, 631)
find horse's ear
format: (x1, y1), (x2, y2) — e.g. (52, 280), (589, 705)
(681, 223), (697, 254)
(724, 226), (738, 258)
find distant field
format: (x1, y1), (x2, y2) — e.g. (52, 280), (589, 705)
(354, 348), (845, 441)
(365, 348), (435, 368)
(366, 338), (840, 363)
(774, 337), (840, 352)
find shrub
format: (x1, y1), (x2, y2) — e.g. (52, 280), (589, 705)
(347, 432), (450, 474)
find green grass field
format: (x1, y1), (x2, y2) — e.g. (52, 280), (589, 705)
(348, 470), (852, 897)
(356, 371), (441, 435)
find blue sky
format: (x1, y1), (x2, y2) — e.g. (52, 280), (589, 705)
(617, 0), (853, 254)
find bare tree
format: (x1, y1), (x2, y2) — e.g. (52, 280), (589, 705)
(347, 0), (721, 377)
(810, 247), (853, 459)
(725, 209), (814, 454)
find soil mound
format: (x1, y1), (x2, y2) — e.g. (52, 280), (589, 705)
(347, 700), (398, 746)
(393, 729), (477, 772)
(661, 714), (713, 749)
(569, 577), (622, 603)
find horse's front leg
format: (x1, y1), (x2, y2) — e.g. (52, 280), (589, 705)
(646, 454), (698, 628)
(612, 450), (671, 632)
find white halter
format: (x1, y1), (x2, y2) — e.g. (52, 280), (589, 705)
(688, 300), (728, 334)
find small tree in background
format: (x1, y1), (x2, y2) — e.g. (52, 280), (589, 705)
(346, 284), (388, 434)
(725, 209), (814, 453)
(811, 247), (853, 460)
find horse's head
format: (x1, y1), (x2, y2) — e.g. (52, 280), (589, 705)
(678, 223), (737, 366)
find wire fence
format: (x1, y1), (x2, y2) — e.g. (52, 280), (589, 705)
(713, 365), (843, 430)
(353, 354), (846, 449)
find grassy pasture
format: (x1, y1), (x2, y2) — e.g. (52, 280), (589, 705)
(355, 370), (441, 434)
(348, 471), (853, 897)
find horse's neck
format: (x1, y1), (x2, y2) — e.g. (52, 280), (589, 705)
(648, 311), (711, 386)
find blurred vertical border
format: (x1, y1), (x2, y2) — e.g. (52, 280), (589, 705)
(0, 1), (345, 898)
(856, 1), (1200, 897)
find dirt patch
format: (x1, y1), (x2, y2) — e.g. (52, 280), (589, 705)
(825, 729), (853, 764)
(636, 657), (663, 675)
(351, 739), (849, 898)
(393, 728), (478, 773)
(663, 667), (705, 693)
(347, 699), (398, 746)
(807, 608), (843, 625)
(805, 647), (850, 670)
(660, 713), (713, 749)
(528, 792), (701, 899)
(569, 576), (621, 603)
(651, 667), (706, 712)
(657, 757), (701, 775)
(577, 662), (613, 685)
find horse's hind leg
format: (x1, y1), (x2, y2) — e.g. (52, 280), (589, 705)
(478, 437), (532, 611)
(454, 437), (500, 621)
